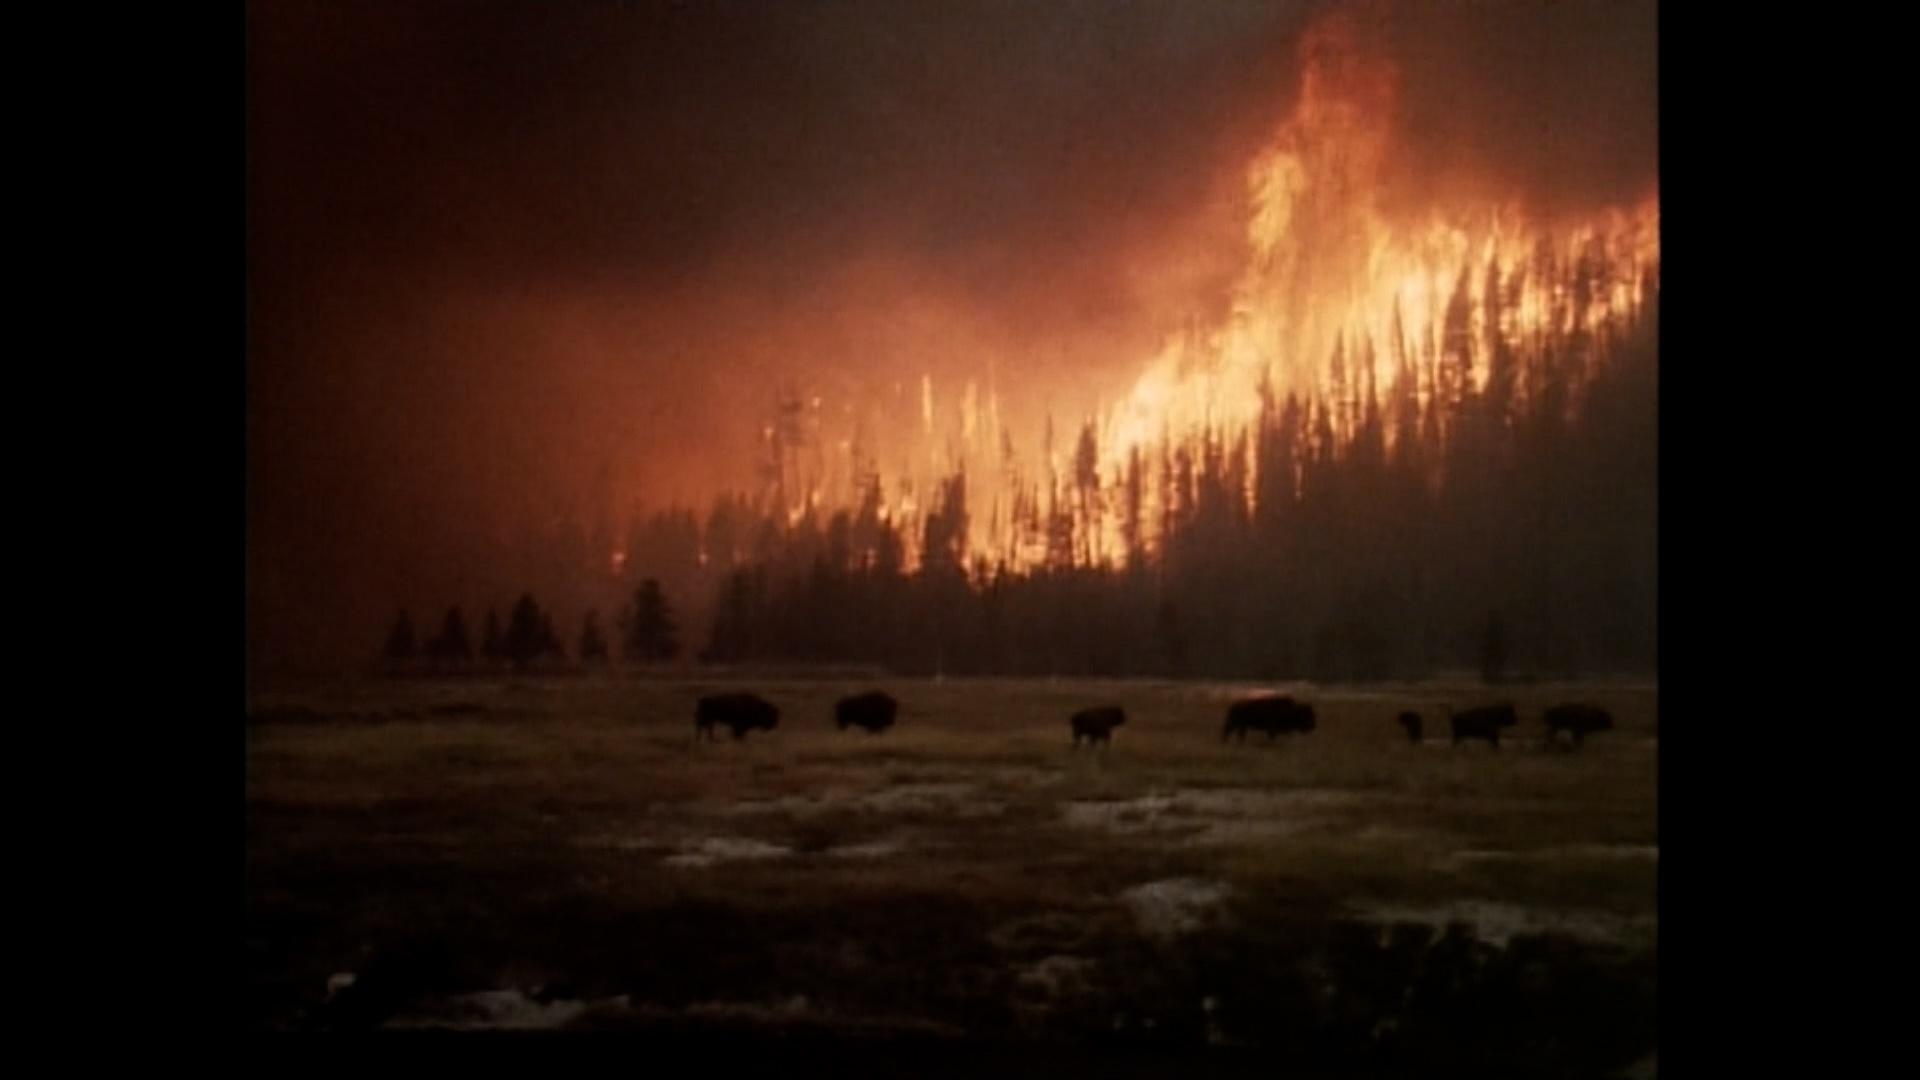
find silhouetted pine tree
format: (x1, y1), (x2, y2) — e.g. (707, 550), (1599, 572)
(503, 594), (545, 671)
(1073, 422), (1101, 567)
(383, 610), (416, 663)
(624, 579), (681, 662)
(427, 607), (473, 665)
(1121, 446), (1145, 571)
(579, 610), (609, 663)
(483, 609), (504, 664)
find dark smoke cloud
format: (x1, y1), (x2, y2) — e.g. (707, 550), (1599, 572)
(246, 0), (1655, 670)
(1369, 0), (1658, 221)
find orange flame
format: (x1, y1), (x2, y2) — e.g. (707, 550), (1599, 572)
(741, 7), (1657, 575)
(1097, 10), (1656, 486)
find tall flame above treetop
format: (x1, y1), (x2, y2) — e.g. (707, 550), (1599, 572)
(1097, 7), (1658, 486)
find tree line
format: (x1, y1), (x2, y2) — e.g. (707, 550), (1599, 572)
(382, 581), (681, 673)
(386, 252), (1657, 683)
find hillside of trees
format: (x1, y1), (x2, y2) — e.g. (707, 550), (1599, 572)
(385, 259), (1656, 683)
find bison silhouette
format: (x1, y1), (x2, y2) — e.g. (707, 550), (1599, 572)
(1070, 705), (1126, 747)
(1543, 704), (1614, 747)
(1398, 711), (1423, 743)
(836, 691), (898, 734)
(1449, 704), (1519, 748)
(1222, 695), (1316, 742)
(695, 693), (780, 741)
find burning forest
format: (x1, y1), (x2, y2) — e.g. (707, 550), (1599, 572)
(249, 1), (1659, 681)
(454, 3), (1661, 682)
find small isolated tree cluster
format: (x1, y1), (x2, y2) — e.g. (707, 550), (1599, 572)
(381, 583), (683, 675)
(423, 607), (473, 664)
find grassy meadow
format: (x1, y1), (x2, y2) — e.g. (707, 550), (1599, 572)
(245, 674), (1656, 1073)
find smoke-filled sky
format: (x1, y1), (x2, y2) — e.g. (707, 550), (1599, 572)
(246, 0), (1656, 671)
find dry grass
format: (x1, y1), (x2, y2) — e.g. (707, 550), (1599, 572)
(246, 674), (1655, 1069)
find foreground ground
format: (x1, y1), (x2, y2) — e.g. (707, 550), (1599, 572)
(245, 674), (1656, 1073)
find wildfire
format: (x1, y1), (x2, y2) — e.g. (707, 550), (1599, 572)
(1093, 9), (1657, 497)
(725, 6), (1657, 576)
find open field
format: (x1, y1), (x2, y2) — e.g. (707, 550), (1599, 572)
(245, 675), (1655, 1073)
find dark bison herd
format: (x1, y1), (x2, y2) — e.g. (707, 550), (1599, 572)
(836, 691), (899, 734)
(694, 690), (1617, 751)
(1222, 695), (1316, 741)
(694, 692), (781, 740)
(1543, 703), (1616, 746)
(1069, 706), (1127, 747)
(1447, 704), (1520, 748)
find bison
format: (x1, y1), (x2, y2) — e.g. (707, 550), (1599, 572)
(1222, 695), (1316, 742)
(695, 692), (780, 741)
(1543, 704), (1614, 748)
(1397, 711), (1423, 743)
(1449, 703), (1519, 748)
(1070, 706), (1127, 747)
(836, 691), (899, 734)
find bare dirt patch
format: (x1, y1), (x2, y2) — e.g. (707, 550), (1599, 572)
(1062, 788), (1400, 846)
(1120, 878), (1234, 938)
(663, 837), (794, 868)
(1015, 954), (1100, 1001)
(1440, 844), (1659, 870)
(822, 838), (912, 859)
(726, 782), (1004, 819)
(1355, 899), (1657, 949)
(383, 988), (603, 1030)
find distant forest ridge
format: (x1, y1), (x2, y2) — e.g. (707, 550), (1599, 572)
(385, 262), (1657, 683)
